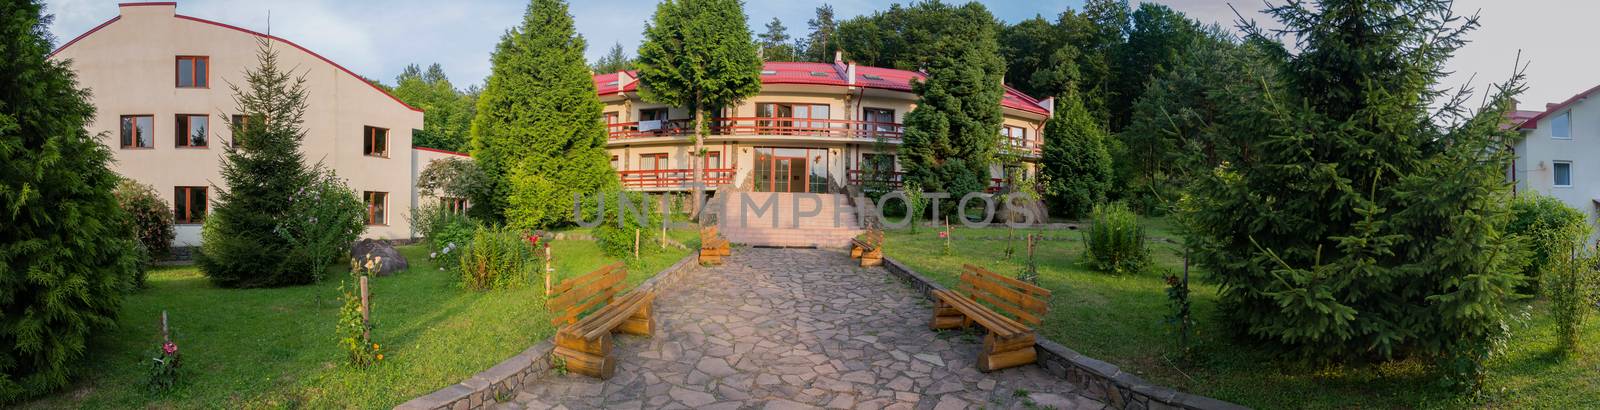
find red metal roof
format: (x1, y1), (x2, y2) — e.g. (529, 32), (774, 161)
(413, 146), (470, 157)
(51, 4), (422, 113)
(1518, 84), (1600, 130)
(594, 62), (1051, 116)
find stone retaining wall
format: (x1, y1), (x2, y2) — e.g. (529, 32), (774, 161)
(394, 253), (702, 410)
(880, 257), (1248, 410)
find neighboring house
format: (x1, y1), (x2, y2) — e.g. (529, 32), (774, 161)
(1513, 84), (1600, 230)
(50, 2), (464, 246)
(595, 56), (1053, 194)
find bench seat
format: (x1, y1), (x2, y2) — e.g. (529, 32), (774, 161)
(928, 264), (1052, 372)
(548, 263), (654, 379)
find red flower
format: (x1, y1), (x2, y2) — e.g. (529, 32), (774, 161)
(162, 341), (178, 356)
(938, 231), (949, 239)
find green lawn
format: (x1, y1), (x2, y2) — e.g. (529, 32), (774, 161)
(884, 219), (1600, 409)
(22, 229), (698, 409)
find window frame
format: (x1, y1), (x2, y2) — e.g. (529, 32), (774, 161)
(364, 191), (389, 225)
(1552, 111), (1572, 140)
(175, 56), (209, 88)
(363, 126), (390, 158)
(174, 186), (208, 224)
(120, 114), (155, 149)
(1553, 161), (1573, 188)
(175, 114), (209, 148)
(704, 150), (722, 170)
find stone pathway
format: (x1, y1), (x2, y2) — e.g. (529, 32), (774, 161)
(502, 248), (1100, 410)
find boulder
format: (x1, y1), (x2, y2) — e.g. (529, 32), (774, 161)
(350, 239), (408, 276)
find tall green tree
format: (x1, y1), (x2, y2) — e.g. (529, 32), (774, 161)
(472, 0), (617, 228)
(1116, 26), (1242, 213)
(999, 15), (1079, 99)
(197, 39), (315, 288)
(593, 42), (634, 73)
(758, 17), (797, 61)
(636, 0), (763, 214)
(802, 4), (839, 62)
(1180, 0), (1526, 391)
(898, 1), (1005, 212)
(0, 1), (141, 401)
(1041, 86), (1113, 219)
(836, 2), (1004, 71)
(1108, 3), (1199, 132)
(393, 63), (475, 152)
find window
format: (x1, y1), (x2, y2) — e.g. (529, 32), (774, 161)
(863, 108), (896, 135)
(1554, 161), (1573, 187)
(174, 186), (208, 224)
(639, 153), (668, 171)
(1552, 111), (1571, 139)
(756, 103), (831, 134)
(704, 151), (722, 169)
(120, 115), (154, 148)
(444, 197), (468, 214)
(364, 191), (388, 225)
(176, 56), (208, 88)
(175, 114), (208, 147)
(603, 111), (619, 124)
(609, 155), (620, 169)
(862, 153), (896, 175)
(1002, 125), (1028, 148)
(363, 126), (389, 157)
(640, 108), (669, 121)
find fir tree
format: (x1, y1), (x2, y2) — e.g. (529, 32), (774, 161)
(0, 1), (141, 401)
(898, 1), (1005, 211)
(1041, 86), (1113, 219)
(472, 0), (617, 228)
(196, 39), (314, 288)
(637, 0), (763, 216)
(803, 4), (839, 62)
(1180, 0), (1527, 391)
(592, 42), (634, 73)
(758, 17), (797, 62)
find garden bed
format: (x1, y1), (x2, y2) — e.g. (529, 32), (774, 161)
(882, 219), (1600, 409)
(19, 229), (699, 409)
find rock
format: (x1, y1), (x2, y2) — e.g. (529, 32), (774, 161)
(350, 238), (408, 276)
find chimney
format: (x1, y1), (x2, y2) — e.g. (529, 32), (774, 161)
(846, 62), (856, 86)
(834, 50), (843, 64)
(617, 70), (633, 89)
(1037, 97), (1055, 117)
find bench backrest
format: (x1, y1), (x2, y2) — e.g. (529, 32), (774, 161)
(866, 228), (883, 245)
(547, 262), (627, 326)
(957, 264), (1051, 327)
(702, 225), (719, 240)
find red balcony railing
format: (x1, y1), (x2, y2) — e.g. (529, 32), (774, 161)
(847, 169), (904, 189)
(618, 168), (735, 189)
(986, 178), (1006, 193)
(607, 117), (903, 140)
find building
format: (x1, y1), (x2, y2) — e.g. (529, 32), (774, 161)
(1512, 84), (1600, 229)
(49, 2), (464, 247)
(594, 58), (1053, 195)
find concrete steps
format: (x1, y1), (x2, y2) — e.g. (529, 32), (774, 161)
(708, 192), (865, 248)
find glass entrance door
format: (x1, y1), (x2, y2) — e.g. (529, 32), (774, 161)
(754, 147), (829, 193)
(771, 157), (807, 193)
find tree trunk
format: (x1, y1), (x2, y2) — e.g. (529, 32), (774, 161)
(690, 104), (706, 221)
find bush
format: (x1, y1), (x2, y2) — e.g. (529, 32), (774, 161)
(144, 338), (181, 394)
(278, 166), (366, 283)
(411, 203), (476, 268)
(1547, 245), (1600, 354)
(1507, 194), (1589, 294)
(115, 179), (175, 264)
(456, 225), (537, 290)
(1083, 202), (1149, 275)
(339, 257), (383, 367)
(593, 190), (661, 259)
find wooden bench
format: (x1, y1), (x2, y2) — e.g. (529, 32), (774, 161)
(929, 264), (1052, 372)
(700, 225), (730, 265)
(547, 262), (654, 379)
(849, 228), (884, 267)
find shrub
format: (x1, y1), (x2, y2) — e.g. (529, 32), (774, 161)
(1083, 202), (1148, 275)
(411, 203), (476, 268)
(1547, 245), (1600, 354)
(338, 258), (382, 367)
(456, 225), (537, 290)
(278, 166), (366, 283)
(594, 190), (660, 259)
(1507, 194), (1588, 294)
(115, 179), (175, 265)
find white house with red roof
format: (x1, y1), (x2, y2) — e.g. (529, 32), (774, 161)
(1513, 84), (1600, 229)
(49, 2), (466, 247)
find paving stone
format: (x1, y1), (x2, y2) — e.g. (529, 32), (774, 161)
(503, 249), (1096, 410)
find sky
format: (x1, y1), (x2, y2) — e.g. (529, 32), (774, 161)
(41, 0), (1597, 110)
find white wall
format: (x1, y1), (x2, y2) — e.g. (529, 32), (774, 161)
(1516, 97), (1600, 234)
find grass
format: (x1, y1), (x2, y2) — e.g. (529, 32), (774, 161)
(884, 218), (1600, 409)
(22, 228), (698, 409)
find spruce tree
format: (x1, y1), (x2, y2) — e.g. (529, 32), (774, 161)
(637, 0), (763, 215)
(802, 4), (839, 62)
(472, 0), (617, 228)
(758, 17), (797, 62)
(1180, 0), (1526, 390)
(898, 1), (1005, 211)
(592, 42), (634, 73)
(1040, 86), (1112, 219)
(0, 1), (141, 400)
(196, 39), (314, 288)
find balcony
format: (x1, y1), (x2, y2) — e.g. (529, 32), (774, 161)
(607, 117), (903, 141)
(618, 168), (735, 190)
(847, 170), (904, 190)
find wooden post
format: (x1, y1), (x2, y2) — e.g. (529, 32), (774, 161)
(634, 229), (641, 259)
(544, 245), (554, 297)
(661, 214), (667, 250)
(160, 310), (170, 342)
(358, 276), (371, 340)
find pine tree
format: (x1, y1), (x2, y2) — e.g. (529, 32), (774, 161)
(758, 17), (797, 62)
(472, 0), (617, 228)
(898, 2), (1005, 211)
(593, 42), (634, 73)
(1180, 0), (1526, 390)
(803, 4), (838, 62)
(637, 0), (763, 216)
(196, 39), (315, 288)
(0, 1), (141, 401)
(394, 63), (474, 152)
(1041, 86), (1112, 219)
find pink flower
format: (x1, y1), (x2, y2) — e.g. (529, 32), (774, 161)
(162, 341), (178, 355)
(938, 231), (949, 239)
